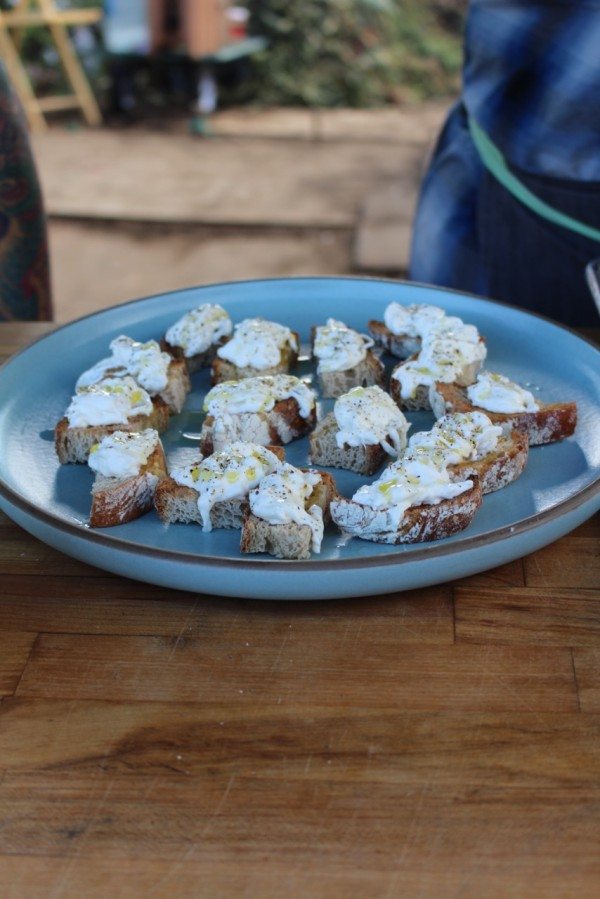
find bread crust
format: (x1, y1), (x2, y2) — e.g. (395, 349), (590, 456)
(159, 358), (191, 413)
(162, 336), (229, 375)
(430, 382), (577, 446)
(200, 398), (316, 456)
(315, 350), (385, 399)
(368, 320), (421, 359)
(240, 470), (338, 560)
(90, 443), (168, 528)
(211, 332), (300, 384)
(309, 411), (388, 475)
(390, 348), (483, 412)
(448, 430), (529, 494)
(55, 398), (170, 464)
(330, 478), (483, 545)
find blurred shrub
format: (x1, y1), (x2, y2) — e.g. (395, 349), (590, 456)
(245, 0), (466, 106)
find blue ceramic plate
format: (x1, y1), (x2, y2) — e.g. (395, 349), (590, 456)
(0, 277), (598, 599)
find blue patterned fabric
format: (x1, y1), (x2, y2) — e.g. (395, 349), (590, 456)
(410, 1), (600, 326)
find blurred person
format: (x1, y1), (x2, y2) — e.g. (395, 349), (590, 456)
(410, 1), (600, 327)
(0, 63), (52, 321)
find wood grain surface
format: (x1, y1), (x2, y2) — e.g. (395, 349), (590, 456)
(0, 323), (599, 899)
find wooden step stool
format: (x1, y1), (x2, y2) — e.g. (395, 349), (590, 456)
(0, 0), (102, 131)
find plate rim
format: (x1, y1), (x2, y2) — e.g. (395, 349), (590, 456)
(1, 275), (599, 572)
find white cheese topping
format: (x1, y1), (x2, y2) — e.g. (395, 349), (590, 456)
(408, 412), (502, 466)
(66, 376), (154, 428)
(467, 371), (540, 413)
(334, 386), (409, 456)
(352, 455), (472, 533)
(169, 442), (281, 532)
(76, 335), (171, 394)
(88, 429), (159, 479)
(384, 302), (446, 338)
(216, 318), (297, 370)
(249, 463), (324, 553)
(313, 318), (373, 373)
(203, 375), (315, 420)
(393, 333), (487, 399)
(165, 304), (232, 358)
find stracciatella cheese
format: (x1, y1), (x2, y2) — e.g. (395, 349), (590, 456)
(165, 304), (232, 358)
(216, 318), (297, 370)
(393, 332), (487, 400)
(76, 336), (171, 394)
(333, 386), (409, 456)
(88, 429), (159, 479)
(66, 377), (154, 428)
(249, 463), (324, 552)
(467, 371), (540, 413)
(169, 442), (281, 532)
(384, 303), (446, 338)
(313, 319), (373, 373)
(407, 412), (502, 465)
(351, 454), (473, 534)
(204, 375), (315, 420)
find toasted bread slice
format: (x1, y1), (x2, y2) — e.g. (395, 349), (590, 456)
(317, 351), (385, 399)
(368, 319), (421, 359)
(330, 478), (482, 545)
(162, 338), (229, 375)
(159, 357), (191, 413)
(309, 411), (388, 475)
(390, 351), (482, 412)
(55, 398), (170, 465)
(430, 382), (577, 446)
(211, 333), (299, 384)
(80, 356), (190, 415)
(200, 398), (316, 455)
(240, 470), (338, 560)
(447, 429), (529, 494)
(154, 445), (286, 527)
(90, 442), (167, 528)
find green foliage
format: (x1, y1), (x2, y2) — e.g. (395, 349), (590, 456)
(245, 0), (465, 107)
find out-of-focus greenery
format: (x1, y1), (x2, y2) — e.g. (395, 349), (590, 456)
(246, 0), (466, 106)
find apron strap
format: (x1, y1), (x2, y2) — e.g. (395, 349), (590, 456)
(469, 117), (600, 244)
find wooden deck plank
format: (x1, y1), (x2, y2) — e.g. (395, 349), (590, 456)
(0, 633), (37, 697)
(14, 635), (578, 710)
(524, 535), (600, 589)
(452, 559), (525, 589)
(1, 700), (598, 786)
(0, 855), (598, 899)
(573, 648), (600, 712)
(0, 580), (453, 638)
(455, 587), (600, 646)
(0, 511), (106, 577)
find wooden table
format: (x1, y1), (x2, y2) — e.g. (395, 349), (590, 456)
(1, 323), (599, 898)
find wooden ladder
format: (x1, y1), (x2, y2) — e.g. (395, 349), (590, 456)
(0, 0), (102, 131)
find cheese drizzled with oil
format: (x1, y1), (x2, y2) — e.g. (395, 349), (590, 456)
(248, 462), (324, 552)
(88, 429), (159, 479)
(334, 386), (409, 456)
(76, 335), (171, 394)
(352, 454), (473, 533)
(66, 376), (154, 428)
(393, 332), (486, 399)
(313, 318), (373, 373)
(216, 318), (297, 370)
(407, 412), (502, 465)
(169, 442), (281, 532)
(165, 304), (232, 358)
(204, 375), (315, 420)
(467, 371), (540, 413)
